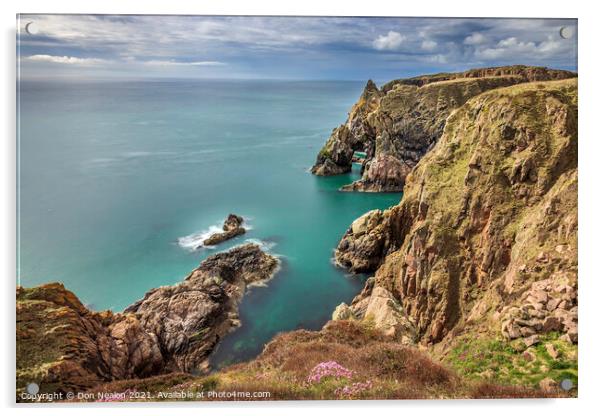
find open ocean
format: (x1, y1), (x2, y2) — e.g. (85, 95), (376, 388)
(17, 79), (401, 367)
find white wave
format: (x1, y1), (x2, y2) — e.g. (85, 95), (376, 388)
(243, 238), (276, 252)
(330, 255), (353, 273)
(178, 215), (253, 251)
(241, 215), (254, 230)
(177, 224), (223, 251)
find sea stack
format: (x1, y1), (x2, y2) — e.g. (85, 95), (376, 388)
(202, 214), (246, 246)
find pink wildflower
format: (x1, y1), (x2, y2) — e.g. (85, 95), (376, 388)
(307, 361), (353, 384)
(335, 381), (373, 397)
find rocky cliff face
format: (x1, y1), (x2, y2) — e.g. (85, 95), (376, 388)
(311, 65), (576, 192)
(17, 283), (164, 395)
(16, 70), (578, 401)
(311, 79), (382, 176)
(334, 79), (577, 350)
(16, 244), (278, 397)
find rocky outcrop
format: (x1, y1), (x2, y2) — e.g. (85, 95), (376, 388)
(334, 282), (417, 344)
(380, 65), (578, 91)
(336, 79), (577, 347)
(311, 79), (382, 176)
(16, 244), (278, 397)
(500, 278), (577, 344)
(17, 283), (164, 397)
(341, 154), (412, 192)
(335, 209), (395, 273)
(202, 214), (246, 246)
(312, 65), (576, 192)
(125, 243), (278, 373)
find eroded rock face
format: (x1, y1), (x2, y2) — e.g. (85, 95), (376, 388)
(332, 282), (417, 344)
(202, 214), (246, 246)
(500, 278), (577, 344)
(126, 243), (279, 373)
(332, 302), (354, 321)
(341, 154), (412, 192)
(16, 243), (278, 396)
(334, 205), (409, 273)
(16, 283), (164, 396)
(338, 79), (577, 346)
(311, 79), (382, 176)
(312, 65), (576, 192)
(335, 210), (390, 273)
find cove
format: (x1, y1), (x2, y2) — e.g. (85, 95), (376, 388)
(18, 79), (401, 368)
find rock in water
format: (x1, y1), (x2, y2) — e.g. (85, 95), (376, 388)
(311, 65), (576, 192)
(311, 80), (381, 176)
(223, 213), (244, 231)
(202, 213), (246, 246)
(335, 209), (393, 273)
(125, 243), (278, 373)
(16, 243), (279, 396)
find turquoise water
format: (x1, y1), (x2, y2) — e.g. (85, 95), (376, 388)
(18, 80), (401, 367)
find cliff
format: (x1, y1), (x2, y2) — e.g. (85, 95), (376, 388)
(16, 244), (278, 398)
(334, 78), (577, 385)
(16, 70), (578, 401)
(311, 65), (576, 192)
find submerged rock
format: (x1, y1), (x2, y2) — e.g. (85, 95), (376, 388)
(202, 214), (246, 246)
(16, 243), (279, 396)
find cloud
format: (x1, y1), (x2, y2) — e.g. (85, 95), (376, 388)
(17, 16), (577, 79)
(372, 31), (406, 51)
(426, 54), (448, 64)
(25, 54), (226, 68)
(24, 54), (108, 65)
(142, 60), (226, 67)
(475, 36), (568, 60)
(464, 32), (486, 45)
(421, 40), (438, 51)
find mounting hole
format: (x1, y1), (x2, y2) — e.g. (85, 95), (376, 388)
(25, 21), (39, 35)
(560, 378), (574, 391)
(26, 382), (40, 395)
(559, 26), (575, 40)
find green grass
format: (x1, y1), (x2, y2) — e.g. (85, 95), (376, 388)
(446, 333), (577, 391)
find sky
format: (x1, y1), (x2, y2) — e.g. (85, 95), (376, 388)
(17, 15), (578, 81)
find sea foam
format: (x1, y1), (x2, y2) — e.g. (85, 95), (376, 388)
(177, 224), (223, 251)
(177, 216), (254, 251)
(243, 238), (276, 252)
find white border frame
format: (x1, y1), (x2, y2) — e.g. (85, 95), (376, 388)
(2, 1), (599, 415)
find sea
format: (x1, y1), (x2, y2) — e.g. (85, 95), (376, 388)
(17, 79), (401, 368)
